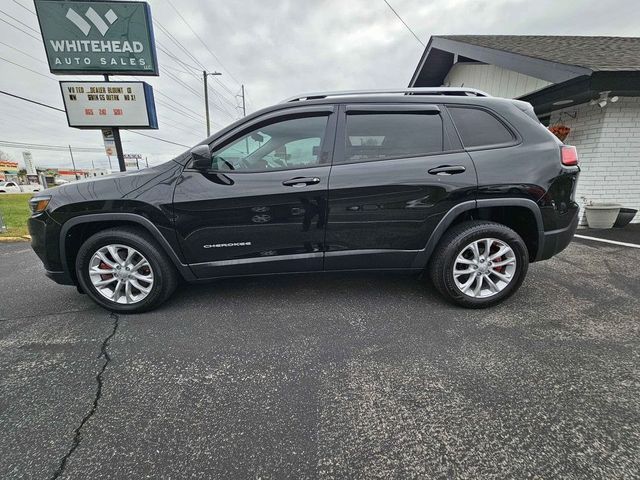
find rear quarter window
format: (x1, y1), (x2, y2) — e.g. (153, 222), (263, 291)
(448, 106), (515, 148)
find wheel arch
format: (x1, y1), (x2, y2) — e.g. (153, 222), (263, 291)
(413, 198), (544, 268)
(60, 213), (195, 284)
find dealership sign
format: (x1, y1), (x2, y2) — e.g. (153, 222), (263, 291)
(60, 81), (158, 129)
(101, 128), (116, 155)
(124, 153), (142, 168)
(34, 0), (158, 75)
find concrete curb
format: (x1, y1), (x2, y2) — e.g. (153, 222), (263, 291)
(0, 235), (31, 243)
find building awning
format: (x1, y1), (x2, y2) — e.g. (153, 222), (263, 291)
(409, 35), (640, 115)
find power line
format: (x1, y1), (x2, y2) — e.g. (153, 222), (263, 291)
(154, 20), (206, 71)
(162, 68), (204, 99)
(156, 40), (237, 117)
(115, 74), (205, 124)
(11, 0), (35, 15)
(155, 64), (235, 120)
(155, 102), (204, 128)
(208, 83), (237, 111)
(0, 40), (46, 64)
(156, 44), (201, 72)
(382, 0), (425, 47)
(0, 89), (64, 112)
(165, 0), (242, 87)
(0, 55), (56, 81)
(154, 97), (202, 123)
(0, 6), (204, 150)
(124, 130), (189, 148)
(0, 8), (40, 35)
(161, 61), (199, 77)
(0, 44), (211, 133)
(0, 89), (191, 149)
(154, 26), (239, 112)
(0, 140), (103, 153)
(0, 15), (41, 41)
(0, 51), (204, 135)
(155, 116), (203, 137)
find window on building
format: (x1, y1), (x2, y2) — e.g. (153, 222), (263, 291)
(343, 113), (443, 163)
(448, 107), (515, 148)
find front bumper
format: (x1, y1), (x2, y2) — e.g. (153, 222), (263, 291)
(536, 211), (579, 261)
(28, 212), (71, 284)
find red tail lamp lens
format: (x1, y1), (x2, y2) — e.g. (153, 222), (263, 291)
(561, 146), (578, 166)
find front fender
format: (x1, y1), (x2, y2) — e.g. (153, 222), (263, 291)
(59, 213), (196, 282)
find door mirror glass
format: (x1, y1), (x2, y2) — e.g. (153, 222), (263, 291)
(190, 145), (212, 170)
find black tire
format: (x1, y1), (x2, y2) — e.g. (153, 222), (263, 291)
(75, 227), (178, 313)
(429, 220), (529, 308)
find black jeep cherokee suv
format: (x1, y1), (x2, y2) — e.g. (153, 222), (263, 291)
(28, 88), (579, 313)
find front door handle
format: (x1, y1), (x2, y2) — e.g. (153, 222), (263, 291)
(428, 165), (466, 175)
(282, 177), (320, 187)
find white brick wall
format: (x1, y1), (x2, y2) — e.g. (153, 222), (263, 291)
(549, 97), (640, 224)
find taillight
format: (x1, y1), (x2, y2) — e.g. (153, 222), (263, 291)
(561, 145), (578, 166)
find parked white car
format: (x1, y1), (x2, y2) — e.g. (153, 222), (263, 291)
(0, 182), (41, 193)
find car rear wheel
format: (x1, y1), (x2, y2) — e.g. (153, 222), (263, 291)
(76, 227), (178, 313)
(429, 221), (529, 308)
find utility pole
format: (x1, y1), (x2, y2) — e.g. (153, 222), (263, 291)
(203, 70), (222, 136)
(241, 84), (246, 116)
(68, 145), (79, 180)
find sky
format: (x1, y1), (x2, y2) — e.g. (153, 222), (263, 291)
(1, 0), (639, 171)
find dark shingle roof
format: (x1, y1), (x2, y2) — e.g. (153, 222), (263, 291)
(439, 35), (640, 71)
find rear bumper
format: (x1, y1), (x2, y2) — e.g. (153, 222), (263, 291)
(536, 211), (579, 261)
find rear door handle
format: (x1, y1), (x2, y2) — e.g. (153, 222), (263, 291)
(428, 165), (466, 175)
(282, 177), (321, 187)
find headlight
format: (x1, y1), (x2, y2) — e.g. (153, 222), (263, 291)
(29, 196), (51, 214)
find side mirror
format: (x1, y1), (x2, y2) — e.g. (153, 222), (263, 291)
(190, 145), (212, 170)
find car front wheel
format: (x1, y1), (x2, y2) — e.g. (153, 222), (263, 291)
(429, 221), (529, 308)
(75, 227), (178, 313)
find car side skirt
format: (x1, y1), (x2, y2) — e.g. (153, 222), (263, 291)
(59, 213), (196, 282)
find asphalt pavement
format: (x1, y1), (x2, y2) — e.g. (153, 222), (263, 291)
(1, 239), (639, 479)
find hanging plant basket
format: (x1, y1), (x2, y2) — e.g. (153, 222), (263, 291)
(549, 124), (571, 142)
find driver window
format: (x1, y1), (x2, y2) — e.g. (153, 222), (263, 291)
(211, 115), (328, 171)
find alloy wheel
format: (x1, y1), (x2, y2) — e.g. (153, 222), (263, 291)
(452, 237), (517, 298)
(88, 244), (154, 304)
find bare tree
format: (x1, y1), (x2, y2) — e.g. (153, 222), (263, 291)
(0, 150), (14, 162)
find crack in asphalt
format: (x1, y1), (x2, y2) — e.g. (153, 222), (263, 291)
(49, 312), (120, 480)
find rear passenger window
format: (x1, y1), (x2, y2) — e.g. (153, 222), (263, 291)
(448, 107), (514, 148)
(343, 113), (443, 163)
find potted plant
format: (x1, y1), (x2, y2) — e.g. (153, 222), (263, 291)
(614, 208), (638, 228)
(584, 201), (622, 229)
(549, 124), (571, 142)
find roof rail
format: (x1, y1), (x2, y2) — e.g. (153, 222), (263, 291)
(280, 87), (491, 103)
